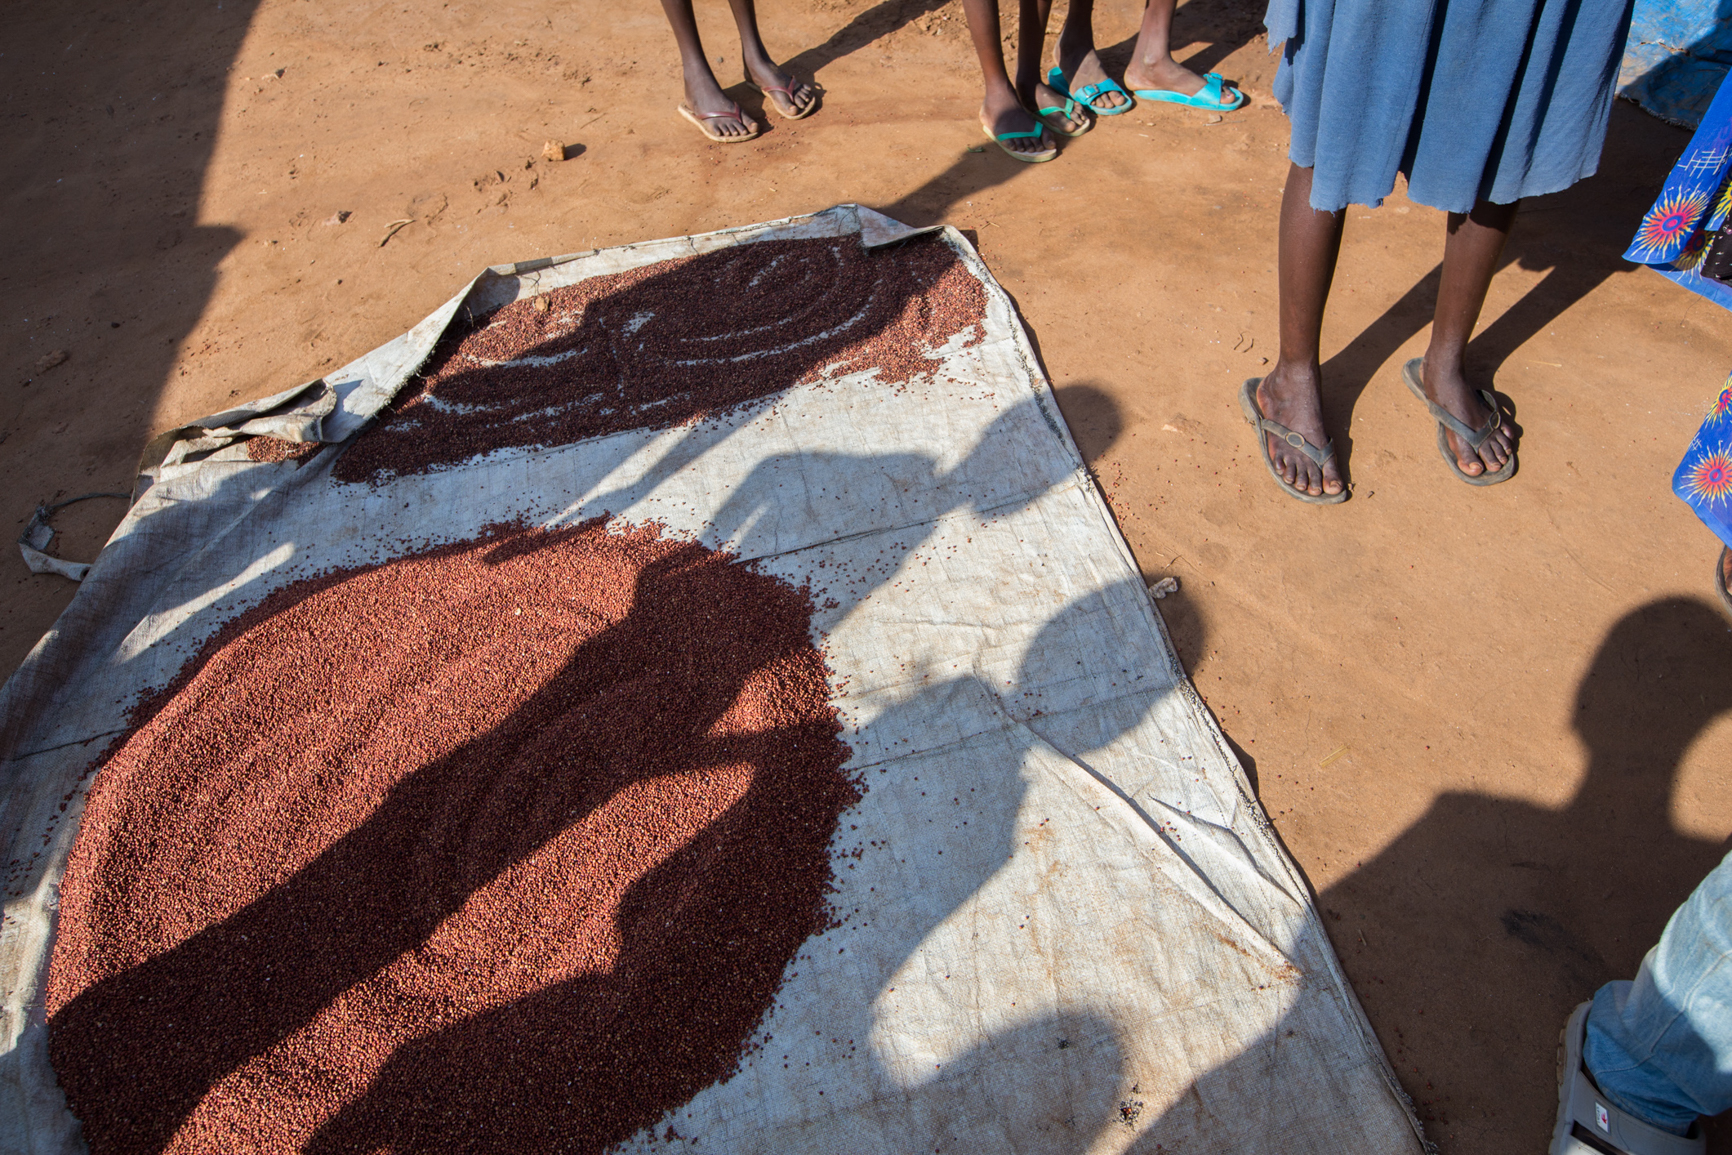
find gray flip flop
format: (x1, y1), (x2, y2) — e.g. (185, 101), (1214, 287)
(1401, 357), (1516, 486)
(1238, 378), (1347, 505)
(1550, 1001), (1705, 1155)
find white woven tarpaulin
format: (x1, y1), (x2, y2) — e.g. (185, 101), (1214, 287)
(0, 206), (1424, 1154)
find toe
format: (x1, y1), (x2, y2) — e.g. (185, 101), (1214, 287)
(1448, 431), (1483, 474)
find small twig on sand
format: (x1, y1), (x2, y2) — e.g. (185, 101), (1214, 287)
(378, 219), (415, 247)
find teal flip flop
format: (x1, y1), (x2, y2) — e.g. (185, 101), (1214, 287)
(980, 123), (1058, 163)
(1132, 72), (1245, 111)
(1045, 66), (1134, 115)
(1036, 97), (1091, 138)
(1132, 72), (1246, 112)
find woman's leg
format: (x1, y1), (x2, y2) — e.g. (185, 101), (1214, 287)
(1122, 0), (1207, 96)
(1051, 0), (1128, 111)
(660, 0), (755, 137)
(1257, 163), (1347, 497)
(1421, 200), (1520, 476)
(960, 0), (1055, 156)
(724, 0), (815, 117)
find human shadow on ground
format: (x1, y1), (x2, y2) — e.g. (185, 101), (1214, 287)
(1, 0), (262, 674)
(1317, 100), (1694, 463)
(782, 0), (950, 81)
(1122, 597), (1732, 1154)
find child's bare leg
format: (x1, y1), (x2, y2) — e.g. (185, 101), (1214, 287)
(1015, 0), (1087, 132)
(1122, 0), (1206, 96)
(724, 0), (815, 116)
(661, 0), (755, 137)
(960, 0), (1054, 156)
(1052, 0), (1127, 110)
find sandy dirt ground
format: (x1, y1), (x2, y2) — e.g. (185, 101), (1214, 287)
(4, 0), (1731, 1150)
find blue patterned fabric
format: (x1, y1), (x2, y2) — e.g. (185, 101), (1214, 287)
(1673, 374), (1732, 550)
(1266, 0), (1636, 212)
(1625, 71), (1732, 311)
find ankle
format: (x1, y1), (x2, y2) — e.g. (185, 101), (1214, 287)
(1421, 351), (1467, 388)
(1056, 27), (1095, 59)
(740, 46), (776, 76)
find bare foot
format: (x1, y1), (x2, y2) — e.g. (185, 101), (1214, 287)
(1022, 81), (1089, 135)
(743, 55), (815, 117)
(1256, 362), (1345, 497)
(1123, 55), (1206, 98)
(1420, 358), (1517, 476)
(980, 90), (1053, 159)
(681, 72), (755, 139)
(1052, 39), (1128, 111)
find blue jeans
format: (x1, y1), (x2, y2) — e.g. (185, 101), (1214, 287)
(1586, 848), (1732, 1135)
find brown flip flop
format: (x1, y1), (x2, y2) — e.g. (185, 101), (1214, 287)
(677, 102), (760, 143)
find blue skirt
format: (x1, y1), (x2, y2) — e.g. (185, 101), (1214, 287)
(1267, 0), (1635, 212)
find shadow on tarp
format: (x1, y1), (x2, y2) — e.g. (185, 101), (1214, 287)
(331, 232), (972, 484)
(305, 583), (1151, 1155)
(37, 229), (1175, 1151)
(47, 534), (1157, 1154)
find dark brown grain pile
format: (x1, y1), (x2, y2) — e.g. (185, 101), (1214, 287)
(245, 436), (322, 464)
(46, 519), (854, 1155)
(334, 234), (987, 483)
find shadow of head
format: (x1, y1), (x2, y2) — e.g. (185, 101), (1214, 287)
(1572, 596), (1732, 802)
(1562, 596), (1732, 922)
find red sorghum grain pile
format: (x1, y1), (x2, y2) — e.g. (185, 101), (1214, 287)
(245, 436), (323, 464)
(334, 234), (987, 483)
(46, 518), (855, 1155)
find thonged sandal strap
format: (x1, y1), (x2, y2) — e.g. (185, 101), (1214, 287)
(1257, 417), (1335, 466)
(1431, 388), (1503, 451)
